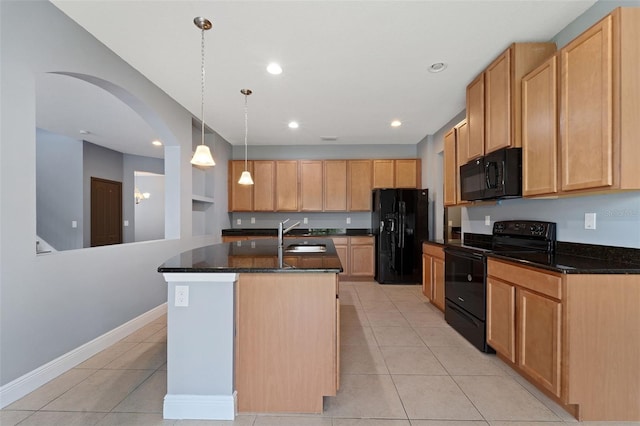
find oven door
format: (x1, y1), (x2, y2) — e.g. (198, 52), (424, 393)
(444, 248), (487, 320)
(459, 158), (485, 201)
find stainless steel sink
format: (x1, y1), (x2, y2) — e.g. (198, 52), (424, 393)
(284, 243), (327, 253)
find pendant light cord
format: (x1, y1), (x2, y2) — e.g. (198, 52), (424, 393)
(200, 26), (206, 148)
(244, 94), (249, 170)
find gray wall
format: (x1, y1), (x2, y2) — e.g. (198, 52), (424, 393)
(134, 174), (165, 242)
(36, 128), (83, 251)
(424, 0), (640, 248)
(0, 0), (229, 387)
(123, 154), (165, 243)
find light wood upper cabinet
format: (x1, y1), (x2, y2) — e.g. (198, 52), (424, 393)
(324, 160), (348, 211)
(443, 128), (457, 207)
(253, 160), (275, 211)
(395, 159), (420, 188)
(466, 73), (485, 161)
(455, 120), (470, 205)
(485, 49), (512, 153)
(229, 160), (253, 211)
(522, 56), (558, 196)
(275, 160), (299, 211)
(348, 160), (372, 211)
(300, 160), (324, 211)
(558, 9), (640, 194)
(372, 160), (394, 189)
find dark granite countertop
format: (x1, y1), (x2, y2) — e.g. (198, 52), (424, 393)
(221, 228), (373, 237)
(158, 238), (343, 273)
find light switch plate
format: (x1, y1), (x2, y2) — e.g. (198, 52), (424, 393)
(175, 285), (189, 307)
(236, 218), (241, 225)
(485, 215), (491, 226)
(585, 213), (596, 230)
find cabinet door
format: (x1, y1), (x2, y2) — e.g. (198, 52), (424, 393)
(522, 56), (558, 196)
(454, 120), (469, 205)
(347, 160), (372, 211)
(229, 160), (253, 211)
(443, 129), (457, 206)
(432, 257), (445, 311)
(253, 160), (275, 211)
(349, 237), (374, 277)
(300, 160), (324, 211)
(372, 160), (394, 189)
(485, 48), (512, 153)
(324, 160), (348, 211)
(466, 73), (485, 161)
(518, 288), (562, 397)
(486, 277), (516, 362)
(395, 159), (419, 188)
(275, 161), (299, 211)
(560, 15), (613, 191)
(422, 254), (433, 300)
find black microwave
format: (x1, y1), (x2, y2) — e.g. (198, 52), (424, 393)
(460, 147), (522, 201)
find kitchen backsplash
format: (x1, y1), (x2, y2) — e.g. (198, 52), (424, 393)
(229, 212), (372, 230)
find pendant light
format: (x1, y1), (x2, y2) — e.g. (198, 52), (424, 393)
(238, 88), (254, 185)
(190, 17), (215, 167)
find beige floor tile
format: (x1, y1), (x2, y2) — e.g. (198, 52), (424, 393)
(392, 375), (482, 420)
(5, 368), (97, 410)
(334, 419), (410, 426)
(76, 341), (140, 369)
(453, 375), (560, 421)
(42, 369), (154, 412)
(357, 289), (391, 302)
(341, 326), (378, 346)
(341, 343), (389, 375)
(123, 322), (167, 343)
(104, 342), (167, 370)
(16, 410), (106, 425)
(150, 313), (168, 325)
(253, 415), (332, 425)
(366, 311), (411, 327)
(401, 311), (448, 328)
(146, 327), (168, 343)
(411, 421), (488, 426)
(361, 300), (399, 312)
(97, 412), (176, 425)
(372, 327), (425, 347)
(392, 301), (433, 313)
(323, 374), (406, 419)
(511, 375), (578, 422)
(0, 410), (35, 426)
(413, 327), (471, 348)
(429, 346), (506, 376)
(175, 415), (255, 425)
(112, 370), (166, 413)
(488, 422), (567, 426)
(380, 347), (447, 375)
(341, 305), (369, 326)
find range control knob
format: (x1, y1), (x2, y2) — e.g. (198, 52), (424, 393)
(495, 223), (505, 233)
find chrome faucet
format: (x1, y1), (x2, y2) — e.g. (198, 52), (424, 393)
(278, 218), (300, 246)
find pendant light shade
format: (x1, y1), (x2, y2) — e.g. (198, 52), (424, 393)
(190, 17), (216, 167)
(238, 88), (254, 185)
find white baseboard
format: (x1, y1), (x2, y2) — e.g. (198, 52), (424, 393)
(163, 392), (237, 420)
(0, 303), (167, 408)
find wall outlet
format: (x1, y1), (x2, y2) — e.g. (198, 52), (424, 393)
(585, 213), (596, 230)
(485, 215), (491, 226)
(72, 220), (78, 228)
(123, 220), (128, 227)
(236, 218), (241, 225)
(346, 217), (351, 224)
(250, 217), (255, 224)
(175, 285), (189, 307)
(303, 217), (308, 224)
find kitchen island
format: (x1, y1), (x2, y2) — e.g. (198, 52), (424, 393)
(158, 238), (342, 420)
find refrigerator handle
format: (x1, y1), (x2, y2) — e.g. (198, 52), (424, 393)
(399, 214), (405, 248)
(380, 221), (384, 232)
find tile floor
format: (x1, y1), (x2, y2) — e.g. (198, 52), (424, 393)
(1, 280), (636, 426)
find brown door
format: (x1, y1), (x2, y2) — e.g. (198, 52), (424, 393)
(91, 177), (122, 247)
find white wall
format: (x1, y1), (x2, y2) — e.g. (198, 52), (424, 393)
(0, 0), (230, 388)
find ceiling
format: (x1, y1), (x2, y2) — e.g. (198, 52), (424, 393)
(48, 0), (597, 153)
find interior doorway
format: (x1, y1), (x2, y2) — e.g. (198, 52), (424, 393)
(90, 177), (122, 247)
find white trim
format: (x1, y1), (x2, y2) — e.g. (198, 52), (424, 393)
(163, 392), (237, 420)
(0, 303), (167, 408)
(163, 273), (238, 283)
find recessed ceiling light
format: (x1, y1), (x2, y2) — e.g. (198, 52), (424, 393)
(267, 62), (283, 75)
(288, 121), (299, 129)
(428, 62), (448, 73)
(79, 130), (90, 135)
(391, 120), (402, 127)
(152, 140), (163, 146)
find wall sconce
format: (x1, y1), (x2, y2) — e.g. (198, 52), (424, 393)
(134, 187), (150, 204)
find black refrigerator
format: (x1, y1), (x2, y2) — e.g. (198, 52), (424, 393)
(372, 188), (429, 284)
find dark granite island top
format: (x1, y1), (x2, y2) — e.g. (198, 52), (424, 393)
(158, 238), (343, 273)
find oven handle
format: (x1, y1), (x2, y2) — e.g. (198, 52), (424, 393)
(444, 248), (485, 262)
(447, 302), (481, 327)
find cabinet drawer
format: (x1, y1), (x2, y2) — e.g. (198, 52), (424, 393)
(488, 259), (562, 300)
(350, 236), (373, 245)
(422, 243), (444, 259)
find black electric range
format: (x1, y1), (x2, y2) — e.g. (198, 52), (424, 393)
(443, 220), (556, 352)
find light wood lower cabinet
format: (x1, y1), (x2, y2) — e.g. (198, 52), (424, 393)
(487, 258), (640, 421)
(422, 243), (444, 311)
(349, 237), (374, 277)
